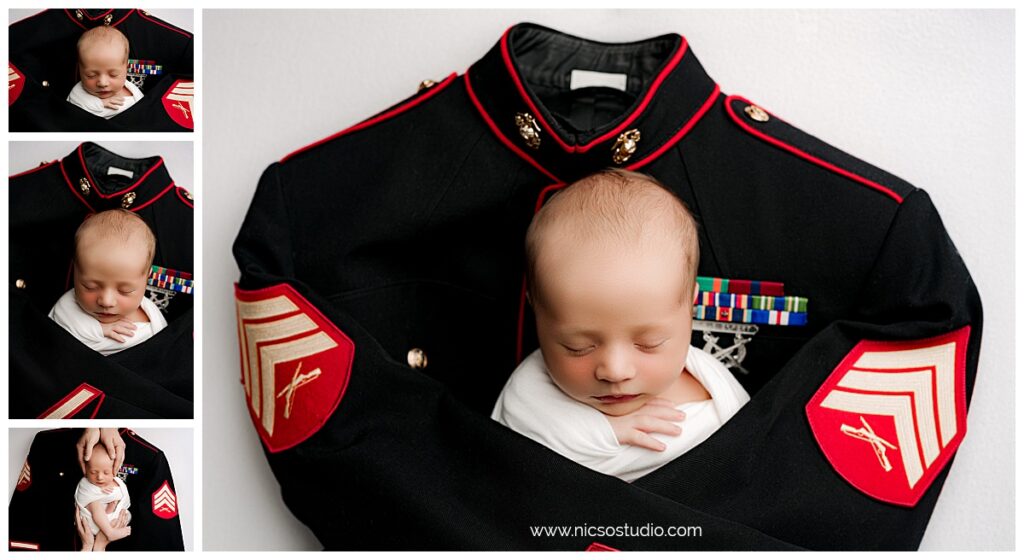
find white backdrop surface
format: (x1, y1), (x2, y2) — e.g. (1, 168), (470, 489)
(8, 428), (195, 551)
(202, 10), (1014, 551)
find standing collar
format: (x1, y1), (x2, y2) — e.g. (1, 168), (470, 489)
(466, 23), (720, 182)
(64, 9), (135, 29)
(58, 142), (176, 213)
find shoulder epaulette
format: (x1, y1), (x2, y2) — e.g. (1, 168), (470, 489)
(725, 95), (915, 204)
(280, 72), (459, 163)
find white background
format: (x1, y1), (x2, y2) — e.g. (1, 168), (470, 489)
(198, 10), (1014, 551)
(8, 427), (195, 551)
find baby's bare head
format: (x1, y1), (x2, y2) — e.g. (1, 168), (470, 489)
(525, 169), (700, 309)
(74, 209), (156, 275)
(77, 26), (129, 66)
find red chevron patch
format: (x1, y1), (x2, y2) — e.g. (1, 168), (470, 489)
(16, 460), (31, 491)
(9, 62), (25, 106)
(152, 480), (178, 519)
(235, 283), (355, 453)
(806, 327), (970, 507)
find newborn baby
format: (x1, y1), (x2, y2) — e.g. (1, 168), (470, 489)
(50, 209), (167, 355)
(493, 169), (750, 482)
(75, 443), (132, 541)
(66, 25), (143, 118)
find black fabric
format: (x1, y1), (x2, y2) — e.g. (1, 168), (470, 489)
(8, 143), (193, 419)
(232, 23), (982, 550)
(9, 8), (193, 132)
(7, 429), (185, 551)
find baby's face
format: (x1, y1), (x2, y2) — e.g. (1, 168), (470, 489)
(85, 453), (115, 487)
(533, 236), (695, 417)
(78, 42), (128, 99)
(73, 237), (149, 324)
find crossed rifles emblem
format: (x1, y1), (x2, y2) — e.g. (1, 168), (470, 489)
(840, 415), (898, 472)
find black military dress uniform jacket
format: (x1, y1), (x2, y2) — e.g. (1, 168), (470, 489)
(233, 24), (982, 550)
(9, 142), (193, 419)
(9, 8), (194, 132)
(8, 429), (184, 551)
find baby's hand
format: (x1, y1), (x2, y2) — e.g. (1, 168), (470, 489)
(102, 96), (126, 110)
(607, 398), (685, 452)
(107, 526), (131, 541)
(101, 319), (137, 342)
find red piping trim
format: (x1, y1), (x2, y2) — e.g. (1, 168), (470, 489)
(124, 430), (160, 453)
(464, 71), (561, 183)
(59, 159), (96, 212)
(131, 182), (177, 212)
(9, 159), (57, 179)
(176, 186), (195, 208)
(109, 9), (134, 28)
(626, 84), (720, 170)
(78, 145), (166, 199)
(500, 27), (687, 154)
(37, 383), (104, 419)
(516, 181), (566, 363)
(725, 95), (904, 204)
(80, 9), (114, 22)
(135, 10), (193, 38)
(280, 72), (458, 163)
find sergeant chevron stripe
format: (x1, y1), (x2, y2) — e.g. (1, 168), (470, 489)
(16, 461), (31, 491)
(151, 480), (178, 519)
(806, 326), (970, 506)
(235, 283), (355, 453)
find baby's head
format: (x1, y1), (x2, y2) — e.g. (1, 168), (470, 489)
(84, 444), (115, 486)
(76, 26), (130, 99)
(73, 209), (155, 324)
(525, 169), (700, 417)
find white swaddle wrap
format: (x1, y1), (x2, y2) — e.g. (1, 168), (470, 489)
(492, 346), (750, 482)
(49, 289), (168, 356)
(66, 81), (143, 119)
(74, 477), (131, 535)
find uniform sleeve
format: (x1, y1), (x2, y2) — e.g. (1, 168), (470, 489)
(112, 450), (184, 551)
(637, 188), (983, 550)
(234, 163), (296, 287)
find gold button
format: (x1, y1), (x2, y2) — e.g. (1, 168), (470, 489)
(515, 112), (541, 150)
(407, 348), (428, 370)
(79, 177), (91, 195)
(75, 9), (83, 20)
(41, 80), (49, 88)
(611, 129), (641, 165)
(15, 279), (27, 289)
(182, 188), (193, 201)
(121, 192), (136, 208)
(744, 104), (769, 123)
(59, 471), (64, 477)
(104, 14), (113, 25)
(418, 79), (436, 91)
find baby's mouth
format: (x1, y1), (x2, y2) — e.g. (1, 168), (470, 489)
(594, 394), (639, 404)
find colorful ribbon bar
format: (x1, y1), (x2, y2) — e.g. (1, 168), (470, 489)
(148, 266), (194, 294)
(696, 276), (785, 297)
(693, 305), (807, 327)
(696, 291), (807, 313)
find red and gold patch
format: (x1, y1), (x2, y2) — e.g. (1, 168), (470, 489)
(235, 283), (355, 453)
(806, 327), (970, 507)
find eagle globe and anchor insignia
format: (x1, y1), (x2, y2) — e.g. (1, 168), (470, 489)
(805, 326), (970, 507)
(235, 283), (355, 452)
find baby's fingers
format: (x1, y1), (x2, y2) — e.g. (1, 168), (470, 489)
(623, 430), (667, 452)
(112, 325), (136, 337)
(634, 415), (683, 438)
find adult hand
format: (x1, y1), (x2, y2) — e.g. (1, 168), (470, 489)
(78, 428), (126, 475)
(75, 508), (94, 552)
